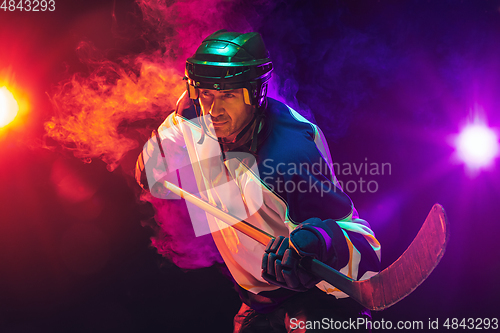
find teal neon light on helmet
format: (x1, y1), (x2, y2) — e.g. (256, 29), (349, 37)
(185, 30), (273, 108)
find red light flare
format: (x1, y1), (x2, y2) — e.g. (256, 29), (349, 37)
(0, 86), (18, 127)
(0, 69), (31, 135)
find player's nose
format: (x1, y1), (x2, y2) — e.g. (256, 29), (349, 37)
(209, 97), (225, 117)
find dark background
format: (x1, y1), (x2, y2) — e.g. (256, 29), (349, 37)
(1, 0), (499, 332)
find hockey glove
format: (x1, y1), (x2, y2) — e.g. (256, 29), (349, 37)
(261, 217), (348, 292)
(261, 236), (320, 292)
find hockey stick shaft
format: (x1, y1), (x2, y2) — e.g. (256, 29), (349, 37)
(161, 180), (358, 295)
(162, 180), (274, 246)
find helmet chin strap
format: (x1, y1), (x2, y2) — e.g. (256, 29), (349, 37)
(250, 109), (265, 154)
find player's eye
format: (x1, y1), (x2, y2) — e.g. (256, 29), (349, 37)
(224, 93), (235, 98)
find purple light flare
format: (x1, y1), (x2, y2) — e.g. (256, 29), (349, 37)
(454, 122), (499, 171)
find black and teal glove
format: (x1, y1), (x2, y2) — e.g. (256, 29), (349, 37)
(261, 218), (348, 292)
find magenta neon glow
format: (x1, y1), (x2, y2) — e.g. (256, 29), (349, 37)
(455, 123), (499, 170)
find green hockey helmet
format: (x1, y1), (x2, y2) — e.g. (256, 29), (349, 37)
(185, 30), (273, 108)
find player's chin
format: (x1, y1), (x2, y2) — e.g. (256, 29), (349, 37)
(214, 126), (232, 138)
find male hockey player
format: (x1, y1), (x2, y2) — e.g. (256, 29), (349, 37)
(136, 30), (381, 332)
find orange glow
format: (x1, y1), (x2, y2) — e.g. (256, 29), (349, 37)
(0, 87), (19, 128)
(45, 51), (185, 171)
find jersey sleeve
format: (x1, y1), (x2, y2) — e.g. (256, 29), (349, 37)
(135, 111), (188, 194)
(283, 108), (381, 297)
(315, 212), (381, 298)
(283, 161), (381, 298)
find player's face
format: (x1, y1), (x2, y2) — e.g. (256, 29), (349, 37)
(198, 88), (254, 141)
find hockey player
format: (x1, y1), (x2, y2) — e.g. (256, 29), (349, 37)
(136, 30), (381, 332)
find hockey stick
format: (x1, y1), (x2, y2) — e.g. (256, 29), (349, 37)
(161, 179), (449, 311)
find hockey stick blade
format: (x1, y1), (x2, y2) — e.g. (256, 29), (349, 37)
(307, 203), (449, 311)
